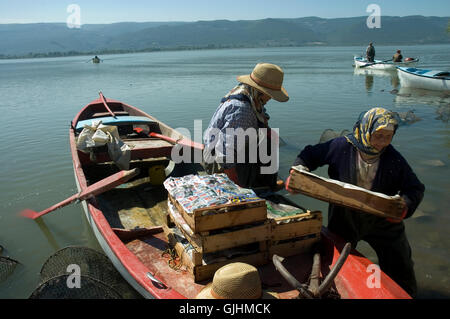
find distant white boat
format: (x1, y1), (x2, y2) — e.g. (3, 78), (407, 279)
(397, 67), (450, 91)
(354, 56), (419, 70)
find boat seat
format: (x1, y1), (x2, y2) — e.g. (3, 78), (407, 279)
(78, 137), (175, 165)
(91, 111), (129, 118)
(75, 116), (157, 132)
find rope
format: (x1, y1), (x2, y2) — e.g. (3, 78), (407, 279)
(162, 247), (184, 271)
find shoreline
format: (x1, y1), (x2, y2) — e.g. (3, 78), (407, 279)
(1, 43), (449, 61)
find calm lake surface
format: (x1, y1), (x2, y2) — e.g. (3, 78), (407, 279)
(0, 45), (449, 298)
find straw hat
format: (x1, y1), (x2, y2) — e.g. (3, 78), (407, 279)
(195, 262), (278, 299)
(237, 63), (289, 102)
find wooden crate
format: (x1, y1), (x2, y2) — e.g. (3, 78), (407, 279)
(289, 166), (405, 219)
(270, 210), (322, 242)
(268, 210), (322, 258)
(163, 225), (268, 282)
(168, 200), (270, 254)
(168, 194), (267, 233)
(269, 235), (320, 258)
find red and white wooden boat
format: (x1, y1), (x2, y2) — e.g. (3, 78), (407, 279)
(69, 94), (411, 299)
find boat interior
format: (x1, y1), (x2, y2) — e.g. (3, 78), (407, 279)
(83, 158), (348, 299)
(72, 100), (358, 299)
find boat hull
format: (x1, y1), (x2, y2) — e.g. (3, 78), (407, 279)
(354, 57), (418, 70)
(69, 95), (412, 299)
(397, 67), (450, 91)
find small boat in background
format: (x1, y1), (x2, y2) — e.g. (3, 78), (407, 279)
(354, 56), (419, 70)
(397, 67), (450, 91)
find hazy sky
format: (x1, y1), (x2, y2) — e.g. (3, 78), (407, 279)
(0, 0), (449, 24)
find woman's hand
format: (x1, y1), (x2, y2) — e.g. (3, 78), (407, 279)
(285, 170), (301, 194)
(386, 197), (408, 223)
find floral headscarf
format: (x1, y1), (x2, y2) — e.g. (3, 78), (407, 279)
(345, 107), (400, 155)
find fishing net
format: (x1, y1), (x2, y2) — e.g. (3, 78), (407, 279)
(0, 256), (19, 283)
(318, 129), (350, 144)
(29, 274), (122, 299)
(30, 246), (141, 299)
(0, 245), (20, 283)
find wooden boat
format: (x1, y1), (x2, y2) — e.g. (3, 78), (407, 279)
(397, 67), (450, 91)
(354, 56), (419, 70)
(69, 94), (411, 299)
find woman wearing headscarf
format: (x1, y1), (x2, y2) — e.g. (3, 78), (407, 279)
(286, 107), (425, 298)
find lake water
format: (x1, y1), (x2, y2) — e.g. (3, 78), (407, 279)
(0, 45), (449, 298)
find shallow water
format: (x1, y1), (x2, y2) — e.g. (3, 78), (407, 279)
(0, 45), (449, 298)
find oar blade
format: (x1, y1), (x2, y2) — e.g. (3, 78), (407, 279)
(20, 168), (139, 220)
(19, 209), (39, 220)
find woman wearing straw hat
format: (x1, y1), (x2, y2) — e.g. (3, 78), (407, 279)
(203, 63), (288, 190)
(285, 107), (425, 298)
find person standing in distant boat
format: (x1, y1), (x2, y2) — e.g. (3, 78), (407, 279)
(203, 63), (289, 191)
(285, 107), (425, 298)
(393, 50), (403, 62)
(366, 42), (375, 62)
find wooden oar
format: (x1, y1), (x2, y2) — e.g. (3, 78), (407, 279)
(98, 91), (117, 118)
(20, 168), (139, 220)
(360, 58), (393, 68)
(149, 132), (204, 150)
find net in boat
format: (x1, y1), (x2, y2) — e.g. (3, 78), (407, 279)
(0, 245), (20, 282)
(29, 274), (122, 299)
(32, 246), (140, 299)
(0, 256), (19, 283)
(318, 129), (350, 144)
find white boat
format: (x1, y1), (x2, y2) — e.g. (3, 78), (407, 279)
(397, 67), (450, 92)
(354, 56), (419, 70)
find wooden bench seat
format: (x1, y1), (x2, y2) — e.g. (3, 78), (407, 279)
(78, 138), (175, 165)
(91, 111), (129, 118)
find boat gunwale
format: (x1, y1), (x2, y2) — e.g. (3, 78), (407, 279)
(397, 67), (450, 81)
(70, 98), (187, 299)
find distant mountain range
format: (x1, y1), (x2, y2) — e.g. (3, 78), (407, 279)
(1, 16), (449, 58)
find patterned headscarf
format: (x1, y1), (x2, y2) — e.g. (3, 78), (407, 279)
(345, 107), (400, 155)
(221, 83), (269, 124)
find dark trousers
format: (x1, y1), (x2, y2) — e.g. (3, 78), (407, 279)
(328, 206), (417, 298)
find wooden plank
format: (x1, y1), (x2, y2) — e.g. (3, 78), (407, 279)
(168, 200), (270, 253)
(168, 194), (267, 233)
(268, 236), (320, 258)
(201, 223), (270, 254)
(92, 111), (129, 118)
(270, 211), (322, 242)
(289, 166), (405, 219)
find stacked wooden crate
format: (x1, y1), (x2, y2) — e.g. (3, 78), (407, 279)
(164, 194), (270, 282)
(162, 176), (322, 283)
(268, 210), (322, 258)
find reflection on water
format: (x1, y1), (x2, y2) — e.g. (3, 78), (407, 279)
(394, 87), (450, 106)
(393, 87), (450, 123)
(353, 67), (400, 92)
